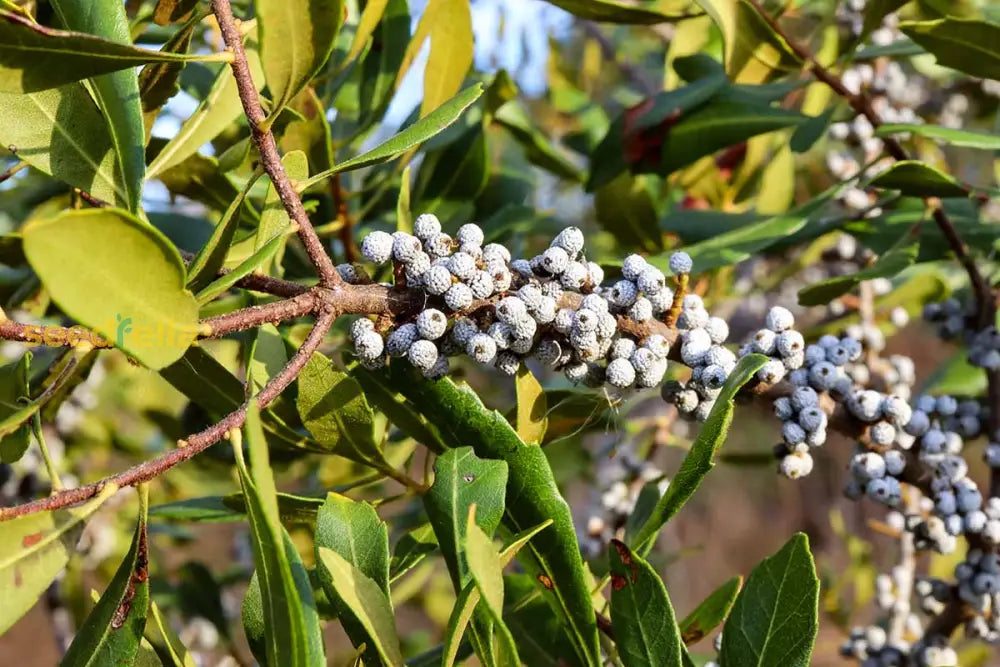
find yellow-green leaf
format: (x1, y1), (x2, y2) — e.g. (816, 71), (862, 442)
(255, 150), (308, 275)
(514, 366), (547, 445)
(22, 209), (199, 369)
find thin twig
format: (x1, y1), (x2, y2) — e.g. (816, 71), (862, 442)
(209, 0), (340, 287)
(330, 173), (359, 263)
(0, 309), (336, 520)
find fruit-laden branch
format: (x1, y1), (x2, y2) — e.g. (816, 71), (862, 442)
(209, 0), (341, 287)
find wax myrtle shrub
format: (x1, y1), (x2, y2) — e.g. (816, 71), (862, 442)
(4, 0), (1000, 664)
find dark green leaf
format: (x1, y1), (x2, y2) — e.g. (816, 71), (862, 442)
(139, 19), (197, 118)
(257, 0), (344, 116)
(899, 18), (1000, 80)
(233, 401), (325, 667)
(351, 363), (448, 452)
(301, 83), (484, 187)
(0, 484), (117, 634)
(679, 576), (742, 646)
(798, 233), (919, 306)
(357, 0), (410, 127)
(195, 226), (294, 303)
(543, 0), (695, 24)
(790, 107), (835, 153)
(493, 101), (583, 181)
(503, 574), (578, 667)
(389, 523), (438, 583)
(23, 208), (199, 369)
(155, 152), (260, 222)
(62, 486), (151, 666)
(0, 9), (226, 94)
(49, 0), (145, 212)
(868, 160), (968, 198)
(0, 352), (31, 463)
(719, 533), (819, 667)
(144, 599), (196, 667)
(608, 539), (683, 667)
(387, 366), (601, 667)
(632, 354), (769, 553)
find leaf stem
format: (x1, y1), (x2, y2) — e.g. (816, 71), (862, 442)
(32, 412), (62, 492)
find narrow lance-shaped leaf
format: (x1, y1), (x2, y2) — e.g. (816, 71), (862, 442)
(22, 209), (200, 370)
(679, 576), (742, 646)
(0, 9), (228, 94)
(632, 354), (769, 554)
(514, 366), (547, 445)
(139, 17), (198, 131)
(254, 150), (309, 276)
(720, 533), (819, 667)
(233, 401), (325, 667)
(300, 83), (484, 188)
(144, 600), (196, 667)
(0, 483), (119, 634)
(50, 0), (145, 213)
(868, 160), (969, 198)
(195, 226), (296, 304)
(608, 539), (684, 667)
(62, 485), (151, 666)
(257, 0), (344, 117)
(316, 547), (405, 667)
(899, 18), (1000, 80)
(798, 232), (919, 306)
(876, 123), (1000, 150)
(0, 352), (32, 463)
(464, 506), (521, 667)
(542, 0), (696, 24)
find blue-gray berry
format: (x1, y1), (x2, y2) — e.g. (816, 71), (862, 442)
(622, 254), (648, 281)
(765, 306), (795, 332)
(456, 223), (484, 247)
(413, 213), (442, 240)
(407, 339), (439, 370)
(416, 309), (448, 340)
(386, 323), (419, 357)
(668, 251), (693, 275)
(466, 333), (497, 364)
(361, 230), (393, 264)
(552, 227), (585, 255)
(606, 358), (636, 388)
(444, 283), (474, 310)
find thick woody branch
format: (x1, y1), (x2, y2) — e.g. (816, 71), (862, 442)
(201, 290), (318, 338)
(209, 0), (340, 287)
(0, 309), (336, 521)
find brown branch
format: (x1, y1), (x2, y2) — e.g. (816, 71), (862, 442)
(209, 0), (340, 287)
(0, 308), (337, 521)
(201, 290), (318, 338)
(330, 174), (359, 263)
(178, 250), (311, 298)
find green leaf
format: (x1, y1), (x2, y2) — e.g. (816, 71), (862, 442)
(155, 152), (260, 222)
(62, 486), (151, 666)
(316, 547), (404, 667)
(798, 233), (919, 306)
(608, 539), (684, 667)
(876, 123), (1000, 149)
(921, 351), (988, 396)
(679, 576), (742, 646)
(514, 367), (547, 445)
(899, 18), (1000, 80)
(542, 0), (695, 24)
(594, 174), (663, 252)
(648, 214), (806, 273)
(493, 101), (583, 182)
(254, 150), (309, 275)
(139, 19), (198, 128)
(860, 0), (911, 42)
(632, 354), (769, 553)
(49, 0), (145, 213)
(0, 352), (31, 463)
(465, 506), (521, 666)
(357, 0), (410, 127)
(719, 533), (819, 667)
(257, 0), (343, 117)
(153, 0), (200, 26)
(694, 0), (802, 79)
(0, 9), (226, 93)
(315, 493), (390, 593)
(868, 160), (968, 198)
(296, 351), (386, 465)
(443, 521), (552, 667)
(386, 367), (601, 667)
(234, 401), (325, 667)
(346, 0), (389, 66)
(22, 209), (199, 369)
(0, 83), (128, 207)
(424, 447), (508, 590)
(396, 164), (413, 233)
(654, 100), (807, 176)
(147, 32), (264, 179)
(503, 574), (578, 667)
(195, 226), (295, 304)
(351, 363), (448, 452)
(300, 83), (484, 188)
(389, 523), (438, 583)
(0, 483), (118, 635)
(185, 170), (264, 292)
(144, 600), (196, 667)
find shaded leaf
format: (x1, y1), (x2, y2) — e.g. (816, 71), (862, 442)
(139, 18), (197, 123)
(868, 160), (968, 198)
(62, 486), (151, 666)
(0, 484), (118, 634)
(389, 523), (438, 583)
(899, 18), (1000, 80)
(719, 533), (819, 667)
(144, 600), (195, 667)
(608, 539), (683, 667)
(632, 354), (769, 553)
(0, 352), (31, 463)
(543, 0), (695, 24)
(679, 576), (742, 646)
(234, 401), (325, 667)
(23, 208), (199, 369)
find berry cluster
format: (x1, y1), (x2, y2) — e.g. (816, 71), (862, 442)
(348, 216), (690, 391)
